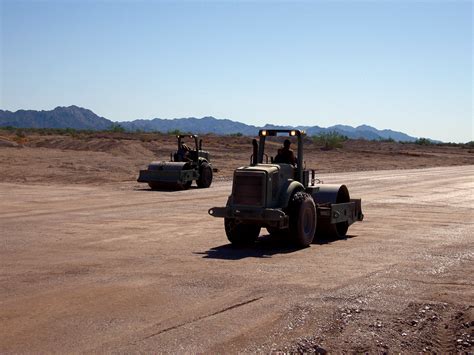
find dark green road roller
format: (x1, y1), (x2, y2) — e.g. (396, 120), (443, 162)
(208, 129), (363, 247)
(138, 134), (216, 190)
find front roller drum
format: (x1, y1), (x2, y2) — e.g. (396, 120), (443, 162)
(142, 161), (194, 190)
(318, 218), (348, 239)
(314, 184), (350, 239)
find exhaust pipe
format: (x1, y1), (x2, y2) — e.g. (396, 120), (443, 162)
(252, 139), (258, 165)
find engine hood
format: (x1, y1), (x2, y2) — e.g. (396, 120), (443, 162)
(235, 164), (279, 175)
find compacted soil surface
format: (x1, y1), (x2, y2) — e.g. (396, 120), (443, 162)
(0, 131), (473, 353)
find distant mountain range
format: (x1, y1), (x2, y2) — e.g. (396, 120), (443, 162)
(0, 106), (112, 131)
(0, 105), (419, 142)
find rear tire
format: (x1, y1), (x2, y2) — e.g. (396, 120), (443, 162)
(266, 227), (289, 238)
(288, 191), (317, 247)
(148, 182), (160, 190)
(197, 162), (213, 188)
(225, 218), (260, 246)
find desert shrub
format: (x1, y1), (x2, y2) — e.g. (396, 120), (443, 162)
(62, 127), (80, 138)
(379, 137), (395, 142)
(312, 131), (348, 150)
(0, 125), (16, 132)
(415, 138), (432, 146)
(109, 123), (125, 133)
(229, 132), (243, 137)
(12, 129), (27, 144)
(168, 129), (182, 136)
(437, 141), (463, 147)
(167, 129), (191, 136)
(15, 129), (26, 138)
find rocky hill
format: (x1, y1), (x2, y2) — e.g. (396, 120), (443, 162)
(120, 116), (259, 136)
(0, 105), (418, 142)
(0, 106), (114, 131)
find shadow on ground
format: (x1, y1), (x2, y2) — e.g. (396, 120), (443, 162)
(134, 186), (199, 192)
(313, 234), (357, 245)
(196, 234), (357, 260)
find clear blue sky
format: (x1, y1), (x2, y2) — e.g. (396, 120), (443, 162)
(1, 0), (472, 142)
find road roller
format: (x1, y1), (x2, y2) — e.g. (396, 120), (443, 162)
(138, 134), (216, 190)
(208, 129), (363, 247)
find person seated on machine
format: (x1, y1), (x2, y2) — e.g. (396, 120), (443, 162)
(176, 143), (191, 162)
(274, 139), (296, 165)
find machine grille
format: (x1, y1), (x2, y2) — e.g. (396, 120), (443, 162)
(233, 172), (265, 206)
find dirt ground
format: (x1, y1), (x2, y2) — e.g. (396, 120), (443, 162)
(0, 131), (473, 353)
(0, 130), (472, 184)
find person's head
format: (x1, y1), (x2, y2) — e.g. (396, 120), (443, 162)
(283, 139), (291, 148)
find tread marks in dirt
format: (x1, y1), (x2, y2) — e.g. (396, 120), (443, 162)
(137, 296), (263, 342)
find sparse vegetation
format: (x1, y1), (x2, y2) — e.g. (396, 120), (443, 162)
(229, 132), (243, 137)
(15, 130), (26, 138)
(167, 129), (183, 136)
(312, 131), (348, 150)
(109, 123), (125, 133)
(415, 138), (432, 146)
(2, 125), (16, 131)
(379, 137), (395, 143)
(12, 129), (27, 144)
(0, 127), (95, 136)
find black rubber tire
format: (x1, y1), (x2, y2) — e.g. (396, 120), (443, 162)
(288, 191), (317, 247)
(266, 227), (289, 238)
(148, 182), (161, 190)
(225, 218), (261, 246)
(183, 180), (192, 189)
(197, 162), (213, 188)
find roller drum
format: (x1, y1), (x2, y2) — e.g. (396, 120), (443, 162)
(314, 184), (350, 238)
(142, 161), (193, 190)
(147, 161), (191, 171)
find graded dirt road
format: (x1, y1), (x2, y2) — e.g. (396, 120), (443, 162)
(1, 166), (473, 353)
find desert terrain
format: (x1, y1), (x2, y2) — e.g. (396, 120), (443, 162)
(0, 130), (473, 353)
(0, 130), (473, 185)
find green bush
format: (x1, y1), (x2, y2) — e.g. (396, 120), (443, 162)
(312, 131), (348, 150)
(0, 126), (16, 131)
(167, 129), (191, 136)
(415, 138), (432, 146)
(109, 123), (125, 133)
(379, 137), (395, 142)
(167, 129), (182, 136)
